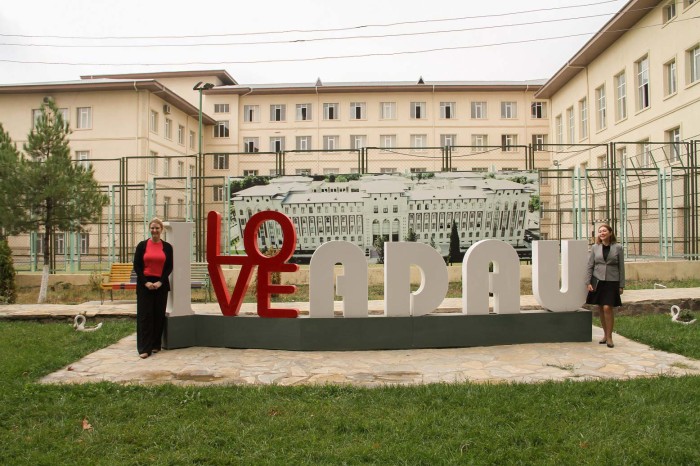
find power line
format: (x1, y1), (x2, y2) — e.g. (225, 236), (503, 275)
(2, 17), (695, 68)
(0, 0), (623, 40)
(0, 11), (633, 49)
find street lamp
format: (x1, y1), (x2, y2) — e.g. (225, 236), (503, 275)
(192, 82), (215, 260)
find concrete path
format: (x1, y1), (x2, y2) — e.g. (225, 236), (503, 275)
(1, 287), (697, 387)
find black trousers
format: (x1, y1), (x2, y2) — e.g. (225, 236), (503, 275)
(136, 280), (168, 355)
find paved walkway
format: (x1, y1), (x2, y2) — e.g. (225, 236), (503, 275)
(1, 288), (698, 387)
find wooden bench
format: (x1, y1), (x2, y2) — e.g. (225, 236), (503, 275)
(100, 263), (137, 303)
(190, 262), (212, 302)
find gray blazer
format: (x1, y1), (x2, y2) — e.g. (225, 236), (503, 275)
(586, 243), (625, 288)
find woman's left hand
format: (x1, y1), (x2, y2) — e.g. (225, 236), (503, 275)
(619, 288), (624, 295)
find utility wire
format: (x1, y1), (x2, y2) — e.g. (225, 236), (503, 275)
(2, 17), (696, 67)
(0, 0), (623, 40)
(0, 11), (640, 49)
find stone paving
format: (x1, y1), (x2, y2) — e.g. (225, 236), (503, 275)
(0, 287), (692, 387)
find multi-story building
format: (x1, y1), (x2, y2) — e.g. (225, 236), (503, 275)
(232, 173), (533, 260)
(536, 0), (700, 257)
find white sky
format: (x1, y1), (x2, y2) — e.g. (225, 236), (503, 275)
(0, 0), (629, 85)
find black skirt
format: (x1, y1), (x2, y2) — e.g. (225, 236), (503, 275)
(586, 280), (622, 307)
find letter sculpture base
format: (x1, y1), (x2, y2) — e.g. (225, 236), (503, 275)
(164, 311), (591, 351)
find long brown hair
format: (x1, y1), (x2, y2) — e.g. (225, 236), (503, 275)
(594, 223), (617, 244)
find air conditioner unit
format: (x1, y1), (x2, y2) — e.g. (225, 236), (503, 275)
(163, 104), (171, 114)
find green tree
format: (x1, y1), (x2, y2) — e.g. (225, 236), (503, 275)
(373, 236), (386, 264)
(0, 239), (17, 304)
(0, 123), (27, 239)
(404, 228), (418, 242)
(449, 221), (461, 264)
(23, 99), (108, 303)
(528, 194), (541, 212)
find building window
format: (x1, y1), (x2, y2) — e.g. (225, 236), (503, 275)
(163, 157), (170, 177)
(213, 153), (229, 170)
(243, 170), (259, 176)
(76, 107), (92, 129)
(688, 45), (700, 84)
(501, 134), (517, 151)
(500, 101), (517, 119)
(270, 137), (285, 152)
(296, 168), (311, 176)
(555, 115), (563, 144)
(636, 56), (650, 110)
(410, 102), (426, 119)
(471, 101), (487, 119)
(296, 103), (312, 121)
(189, 130), (196, 149)
(76, 150), (90, 168)
(164, 118), (172, 140)
(214, 121), (229, 138)
(531, 102), (547, 118)
(177, 125), (185, 145)
(80, 233), (89, 255)
(214, 103), (230, 113)
(666, 127), (681, 162)
(163, 196), (171, 220)
(567, 107), (575, 144)
(177, 161), (184, 177)
(55, 233), (65, 255)
(410, 134), (427, 150)
(270, 104), (286, 122)
(380, 168), (397, 174)
(213, 185), (224, 202)
(350, 102), (366, 120)
(149, 110), (158, 133)
(380, 134), (396, 149)
(440, 134), (456, 147)
(596, 85), (607, 130)
(243, 105), (259, 122)
(471, 134), (487, 150)
(323, 135), (339, 150)
(380, 102), (396, 120)
(243, 137), (259, 153)
(579, 98), (588, 139)
(177, 199), (184, 218)
(664, 1), (677, 22)
(638, 139), (652, 167)
(149, 151), (157, 174)
(615, 72), (627, 121)
(440, 102), (456, 119)
(31, 109), (42, 128)
(351, 135), (367, 149)
(664, 59), (677, 96)
(532, 134), (547, 151)
(323, 103), (339, 120)
(296, 136), (311, 151)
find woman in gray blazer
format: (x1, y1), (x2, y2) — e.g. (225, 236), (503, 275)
(586, 224), (625, 348)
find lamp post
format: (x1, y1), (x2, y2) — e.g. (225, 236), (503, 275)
(192, 82), (215, 261)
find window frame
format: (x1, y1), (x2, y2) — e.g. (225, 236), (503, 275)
(440, 101), (456, 119)
(213, 120), (230, 138)
(296, 103), (312, 121)
(270, 104), (286, 122)
(500, 101), (517, 119)
(410, 101), (426, 119)
(615, 71), (627, 121)
(76, 107), (92, 130)
(471, 101), (487, 119)
(323, 103), (339, 120)
(636, 56), (650, 111)
(350, 102), (366, 120)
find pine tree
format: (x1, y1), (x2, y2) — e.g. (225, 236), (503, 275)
(0, 239), (17, 304)
(23, 99), (108, 303)
(0, 123), (27, 239)
(449, 221), (462, 264)
(404, 228), (418, 242)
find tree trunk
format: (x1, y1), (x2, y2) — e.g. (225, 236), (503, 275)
(37, 230), (50, 303)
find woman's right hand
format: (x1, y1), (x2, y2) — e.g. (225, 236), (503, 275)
(587, 284), (593, 292)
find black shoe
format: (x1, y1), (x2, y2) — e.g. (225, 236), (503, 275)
(607, 342), (615, 348)
(599, 340), (607, 344)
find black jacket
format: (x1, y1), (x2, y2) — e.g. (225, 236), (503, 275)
(133, 239), (174, 291)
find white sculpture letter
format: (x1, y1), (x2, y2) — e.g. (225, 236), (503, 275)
(532, 240), (588, 312)
(462, 239), (520, 315)
(163, 221), (195, 317)
(384, 242), (448, 317)
(309, 241), (368, 318)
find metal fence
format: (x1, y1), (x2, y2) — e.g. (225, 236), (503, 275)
(6, 140), (699, 271)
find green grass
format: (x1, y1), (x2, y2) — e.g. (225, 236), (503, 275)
(595, 314), (700, 359)
(0, 320), (699, 464)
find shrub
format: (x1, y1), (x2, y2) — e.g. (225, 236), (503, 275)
(0, 239), (17, 304)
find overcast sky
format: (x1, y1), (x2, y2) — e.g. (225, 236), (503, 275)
(0, 0), (629, 85)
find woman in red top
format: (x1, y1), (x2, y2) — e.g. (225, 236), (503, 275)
(133, 218), (174, 359)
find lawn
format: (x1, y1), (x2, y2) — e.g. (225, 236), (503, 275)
(0, 319), (698, 465)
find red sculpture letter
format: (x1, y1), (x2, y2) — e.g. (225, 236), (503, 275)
(207, 210), (299, 318)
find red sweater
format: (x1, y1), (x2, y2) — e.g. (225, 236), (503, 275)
(143, 240), (166, 278)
